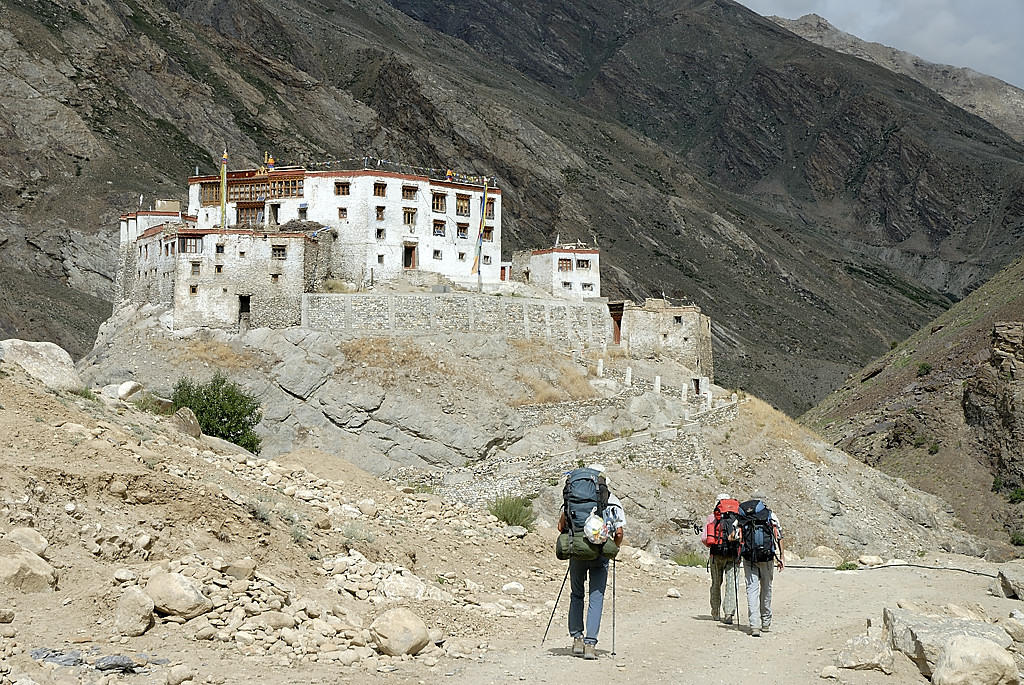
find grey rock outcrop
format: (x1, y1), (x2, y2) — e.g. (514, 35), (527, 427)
(884, 607), (1012, 677)
(0, 340), (81, 391)
(836, 635), (894, 674)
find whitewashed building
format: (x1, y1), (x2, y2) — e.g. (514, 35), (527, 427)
(513, 242), (601, 301)
(186, 166), (502, 289)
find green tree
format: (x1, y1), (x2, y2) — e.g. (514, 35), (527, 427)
(172, 371), (262, 454)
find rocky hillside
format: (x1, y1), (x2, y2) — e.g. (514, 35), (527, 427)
(802, 256), (1024, 546)
(770, 13), (1024, 142)
(2, 333), (1024, 684)
(3, 0), (1024, 416)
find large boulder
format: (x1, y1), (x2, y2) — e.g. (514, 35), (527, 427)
(930, 634), (1019, 685)
(0, 340), (81, 391)
(172, 407), (202, 438)
(114, 586), (154, 636)
(836, 635), (894, 674)
(5, 527), (49, 558)
(144, 572), (212, 619)
(0, 540), (56, 592)
(998, 562), (1024, 599)
(370, 607), (430, 656)
(884, 607), (1012, 677)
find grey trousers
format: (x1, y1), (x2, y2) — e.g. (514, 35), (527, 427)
(743, 559), (774, 628)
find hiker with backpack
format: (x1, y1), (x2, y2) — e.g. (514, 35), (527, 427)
(700, 493), (742, 625)
(738, 493), (784, 637)
(556, 463), (625, 660)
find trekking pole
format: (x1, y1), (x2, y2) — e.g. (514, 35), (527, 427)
(611, 558), (617, 656)
(541, 566), (570, 646)
(734, 562), (740, 628)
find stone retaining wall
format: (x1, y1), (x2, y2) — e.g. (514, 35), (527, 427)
(302, 293), (612, 346)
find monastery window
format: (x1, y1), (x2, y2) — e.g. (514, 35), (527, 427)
(216, 244), (225, 254)
(582, 283), (594, 291)
(271, 274), (279, 284)
(338, 207), (348, 220)
(433, 250), (442, 260)
(144, 245), (149, 259)
(190, 285), (198, 295)
(403, 208), (417, 225)
(557, 258), (572, 272)
(180, 236), (203, 253)
(376, 228), (386, 240)
(298, 207), (307, 220)
(433, 220), (446, 237)
(402, 186), (417, 200)
(432, 193), (446, 213)
(482, 227), (493, 242)
(576, 259), (590, 270)
(335, 182), (350, 196)
(378, 254), (385, 264)
(674, 316), (683, 324)
(482, 255), (492, 265)
(485, 198), (495, 220)
(457, 223), (469, 239)
(562, 281), (573, 290)
(200, 182), (220, 206)
(376, 206), (385, 221)
(374, 182), (387, 197)
(215, 265), (223, 274)
(271, 245), (287, 260)
(458, 252), (466, 261)
(455, 194), (470, 216)
(190, 262), (200, 276)
(237, 206), (260, 225)
(239, 251), (246, 258)
(270, 178), (303, 198)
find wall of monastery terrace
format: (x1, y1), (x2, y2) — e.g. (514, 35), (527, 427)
(301, 292), (613, 345)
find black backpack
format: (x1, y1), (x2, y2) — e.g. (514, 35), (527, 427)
(562, 468), (610, 534)
(738, 499), (776, 563)
(709, 510), (742, 558)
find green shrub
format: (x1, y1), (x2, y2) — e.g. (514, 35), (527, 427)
(993, 475), (1004, 492)
(672, 551), (705, 567)
(1010, 489), (1024, 504)
(487, 495), (537, 530)
(71, 387), (97, 400)
(172, 371), (262, 453)
(917, 363), (932, 377)
(913, 436), (926, 448)
(1012, 532), (1024, 547)
(836, 561), (859, 571)
(928, 442), (940, 455)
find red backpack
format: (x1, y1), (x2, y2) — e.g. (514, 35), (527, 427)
(704, 498), (741, 556)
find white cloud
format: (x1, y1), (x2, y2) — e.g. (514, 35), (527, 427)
(738, 0), (1024, 88)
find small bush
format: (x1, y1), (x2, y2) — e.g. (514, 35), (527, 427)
(1011, 532), (1024, 547)
(134, 394), (173, 415)
(917, 363), (932, 377)
(71, 387), (97, 400)
(487, 495), (537, 530)
(836, 561), (859, 571)
(172, 371), (262, 453)
(913, 436), (927, 448)
(890, 341), (898, 350)
(290, 524), (309, 544)
(993, 475), (1004, 492)
(247, 500), (272, 523)
(672, 551), (705, 567)
(927, 442), (940, 455)
(1010, 489), (1024, 504)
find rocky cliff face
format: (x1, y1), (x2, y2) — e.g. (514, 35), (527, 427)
(964, 323), (1024, 486)
(770, 13), (1024, 143)
(3, 0), (1024, 417)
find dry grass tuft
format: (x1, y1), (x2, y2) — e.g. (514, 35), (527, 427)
(558, 362), (598, 400)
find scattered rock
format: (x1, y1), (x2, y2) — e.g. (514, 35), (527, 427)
(370, 608), (430, 656)
(930, 634), (1019, 685)
(5, 527), (48, 558)
(835, 635), (894, 674)
(173, 407), (202, 438)
(114, 586), (154, 637)
(0, 540), (57, 592)
(144, 573), (213, 620)
(166, 664), (195, 685)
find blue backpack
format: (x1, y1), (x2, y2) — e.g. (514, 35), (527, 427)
(739, 499), (776, 563)
(562, 468), (610, 534)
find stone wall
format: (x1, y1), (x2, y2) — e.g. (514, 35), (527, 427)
(302, 293), (612, 345)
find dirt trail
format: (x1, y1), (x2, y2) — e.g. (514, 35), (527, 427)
(446, 556), (1007, 685)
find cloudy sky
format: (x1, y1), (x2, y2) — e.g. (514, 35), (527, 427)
(738, 0), (1024, 89)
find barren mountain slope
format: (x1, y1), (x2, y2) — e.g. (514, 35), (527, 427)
(802, 256), (1024, 547)
(4, 0), (1024, 416)
(770, 13), (1024, 142)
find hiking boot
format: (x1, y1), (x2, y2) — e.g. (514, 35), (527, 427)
(583, 644), (597, 660)
(711, 611), (720, 621)
(723, 614), (734, 625)
(751, 627), (761, 637)
(572, 637), (584, 656)
(761, 622), (771, 632)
